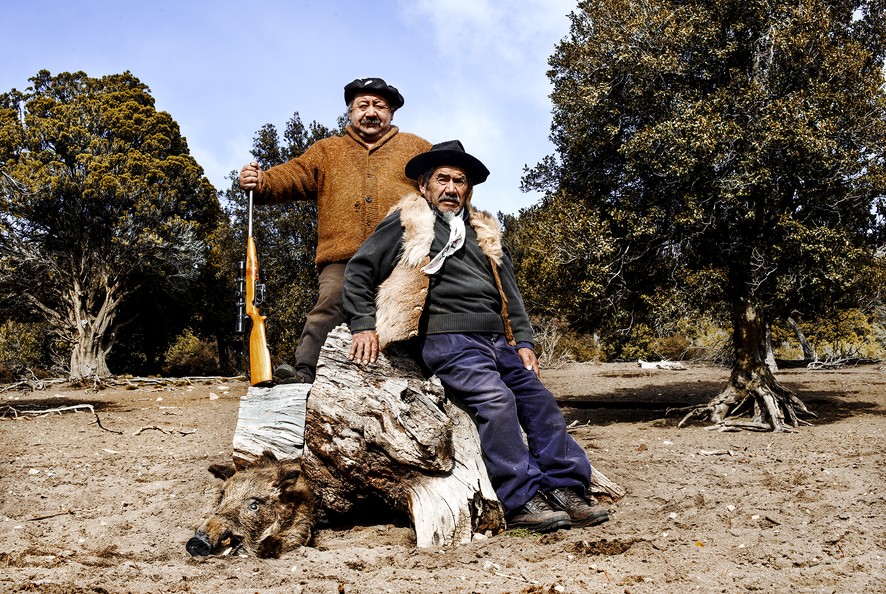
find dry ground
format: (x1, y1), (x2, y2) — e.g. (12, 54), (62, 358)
(1, 362), (884, 593)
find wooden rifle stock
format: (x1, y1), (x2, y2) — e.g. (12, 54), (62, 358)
(245, 192), (273, 385)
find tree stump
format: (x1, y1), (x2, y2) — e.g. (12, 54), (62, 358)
(232, 383), (308, 466)
(233, 325), (623, 547)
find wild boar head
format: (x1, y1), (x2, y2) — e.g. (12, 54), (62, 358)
(186, 451), (315, 558)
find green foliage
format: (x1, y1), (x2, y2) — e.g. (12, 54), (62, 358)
(503, 191), (615, 332)
(162, 328), (220, 376)
(519, 0), (886, 369)
(774, 309), (886, 360)
(531, 318), (603, 365)
(0, 70), (223, 378)
(610, 323), (657, 362)
(0, 320), (52, 380)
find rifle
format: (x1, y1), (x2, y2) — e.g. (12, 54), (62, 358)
(235, 190), (273, 386)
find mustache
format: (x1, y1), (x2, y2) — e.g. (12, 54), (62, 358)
(360, 115), (383, 127)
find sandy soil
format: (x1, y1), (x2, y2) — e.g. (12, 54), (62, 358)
(1, 362), (884, 593)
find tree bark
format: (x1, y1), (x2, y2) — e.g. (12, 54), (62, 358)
(678, 298), (815, 432)
(69, 337), (112, 380)
(64, 272), (122, 380)
(787, 316), (816, 361)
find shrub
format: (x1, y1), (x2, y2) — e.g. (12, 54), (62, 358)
(162, 329), (220, 376)
(652, 334), (691, 361)
(612, 323), (656, 362)
(791, 310), (886, 361)
(531, 318), (604, 366)
(0, 321), (52, 380)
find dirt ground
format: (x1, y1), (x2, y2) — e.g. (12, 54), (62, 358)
(1, 361), (884, 594)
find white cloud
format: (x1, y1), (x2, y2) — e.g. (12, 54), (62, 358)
(393, 0), (575, 212)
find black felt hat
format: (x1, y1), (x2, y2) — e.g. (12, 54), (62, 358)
(405, 140), (490, 185)
(343, 77), (405, 109)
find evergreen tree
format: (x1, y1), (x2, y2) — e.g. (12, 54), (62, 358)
(0, 71), (222, 380)
(525, 0), (886, 431)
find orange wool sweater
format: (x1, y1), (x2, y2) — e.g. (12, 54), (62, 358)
(255, 125), (431, 265)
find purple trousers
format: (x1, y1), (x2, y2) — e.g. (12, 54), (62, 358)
(420, 333), (592, 514)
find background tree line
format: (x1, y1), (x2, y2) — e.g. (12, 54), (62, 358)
(0, 69), (341, 382)
(1, 1), (884, 418)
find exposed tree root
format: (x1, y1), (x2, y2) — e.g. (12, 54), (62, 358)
(0, 403), (122, 434)
(669, 365), (817, 433)
(1, 375), (246, 393)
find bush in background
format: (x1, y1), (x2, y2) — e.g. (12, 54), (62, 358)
(162, 329), (220, 377)
(0, 320), (53, 381)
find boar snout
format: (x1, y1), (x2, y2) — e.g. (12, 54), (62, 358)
(186, 531), (212, 556)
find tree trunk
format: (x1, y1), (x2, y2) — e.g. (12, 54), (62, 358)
(233, 325), (624, 546)
(64, 275), (121, 381)
(678, 298), (815, 432)
(763, 323), (778, 373)
(69, 327), (112, 379)
(787, 316), (816, 361)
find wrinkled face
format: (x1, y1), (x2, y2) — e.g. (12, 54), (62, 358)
(348, 93), (393, 143)
(186, 455), (314, 559)
(420, 166), (471, 215)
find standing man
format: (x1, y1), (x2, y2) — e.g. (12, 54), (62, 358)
(239, 78), (431, 384)
(342, 141), (610, 533)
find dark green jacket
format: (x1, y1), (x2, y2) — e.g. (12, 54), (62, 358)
(343, 194), (534, 349)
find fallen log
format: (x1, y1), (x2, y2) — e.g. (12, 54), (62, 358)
(232, 325), (623, 547)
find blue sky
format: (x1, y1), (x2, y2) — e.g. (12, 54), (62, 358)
(1, 0), (576, 215)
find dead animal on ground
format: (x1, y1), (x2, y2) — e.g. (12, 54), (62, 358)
(185, 451), (314, 558)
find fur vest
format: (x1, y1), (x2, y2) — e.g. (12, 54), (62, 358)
(375, 194), (504, 349)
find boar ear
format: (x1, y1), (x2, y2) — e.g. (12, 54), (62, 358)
(208, 463), (236, 480)
(261, 450), (279, 464)
(277, 460), (311, 503)
(276, 459), (302, 482)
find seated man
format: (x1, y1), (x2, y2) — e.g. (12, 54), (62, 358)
(342, 140), (609, 533)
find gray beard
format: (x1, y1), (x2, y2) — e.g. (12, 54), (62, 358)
(432, 206), (462, 221)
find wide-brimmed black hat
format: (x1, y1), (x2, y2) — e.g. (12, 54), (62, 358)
(405, 140), (490, 185)
(344, 77), (405, 110)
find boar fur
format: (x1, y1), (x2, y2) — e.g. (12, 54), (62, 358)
(186, 451), (315, 558)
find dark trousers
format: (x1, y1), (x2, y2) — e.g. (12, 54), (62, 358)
(420, 333), (592, 514)
(293, 261), (347, 382)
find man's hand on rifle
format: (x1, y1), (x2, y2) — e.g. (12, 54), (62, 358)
(349, 330), (379, 365)
(240, 161), (264, 191)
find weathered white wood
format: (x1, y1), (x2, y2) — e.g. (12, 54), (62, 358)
(406, 395), (504, 546)
(590, 466), (626, 500)
(638, 359), (687, 370)
(306, 326), (503, 547)
(232, 383), (309, 466)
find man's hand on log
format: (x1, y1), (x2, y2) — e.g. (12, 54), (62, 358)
(518, 347), (540, 378)
(349, 330), (379, 365)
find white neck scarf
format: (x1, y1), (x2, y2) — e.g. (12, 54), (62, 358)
(421, 213), (465, 275)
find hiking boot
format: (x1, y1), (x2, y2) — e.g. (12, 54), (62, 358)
(507, 493), (572, 533)
(273, 364), (310, 385)
(546, 488), (610, 528)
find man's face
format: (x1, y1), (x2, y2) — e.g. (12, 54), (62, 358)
(348, 93), (393, 142)
(420, 166), (470, 215)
